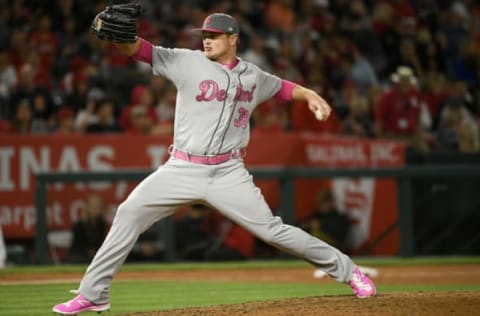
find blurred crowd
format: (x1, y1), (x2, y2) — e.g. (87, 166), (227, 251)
(0, 0), (479, 153)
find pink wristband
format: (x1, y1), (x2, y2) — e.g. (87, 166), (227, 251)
(131, 37), (153, 65)
(275, 80), (296, 101)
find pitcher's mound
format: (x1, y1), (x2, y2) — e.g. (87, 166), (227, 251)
(128, 291), (480, 316)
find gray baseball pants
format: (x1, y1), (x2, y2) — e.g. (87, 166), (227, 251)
(79, 157), (354, 304)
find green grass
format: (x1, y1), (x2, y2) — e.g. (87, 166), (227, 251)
(1, 256), (480, 276)
(1, 257), (479, 316)
(1, 280), (479, 316)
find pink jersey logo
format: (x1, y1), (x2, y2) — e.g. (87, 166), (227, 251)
(195, 80), (256, 103)
(196, 80), (226, 102)
(234, 107), (249, 129)
(234, 84), (256, 102)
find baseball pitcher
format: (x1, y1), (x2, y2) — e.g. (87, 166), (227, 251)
(53, 2), (375, 314)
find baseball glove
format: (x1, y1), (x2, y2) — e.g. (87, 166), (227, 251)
(91, 2), (141, 43)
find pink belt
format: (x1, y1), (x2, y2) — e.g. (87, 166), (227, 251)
(169, 146), (246, 165)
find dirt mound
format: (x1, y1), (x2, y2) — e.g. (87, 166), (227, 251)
(125, 291), (480, 316)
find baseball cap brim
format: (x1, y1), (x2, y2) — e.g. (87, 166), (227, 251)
(191, 27), (230, 33)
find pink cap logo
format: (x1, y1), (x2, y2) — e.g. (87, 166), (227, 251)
(204, 15), (212, 26)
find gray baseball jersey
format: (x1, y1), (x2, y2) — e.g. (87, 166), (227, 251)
(152, 47), (281, 155)
(77, 46), (354, 304)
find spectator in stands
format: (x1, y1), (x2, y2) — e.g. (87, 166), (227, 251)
(153, 84), (175, 136)
(55, 18), (81, 75)
(129, 221), (165, 262)
(175, 204), (216, 261)
(30, 89), (56, 133)
(204, 217), (254, 261)
(341, 94), (373, 138)
(25, 49), (54, 90)
(373, 66), (430, 152)
(437, 3), (469, 73)
(0, 2), (10, 45)
(436, 96), (479, 152)
(149, 76), (168, 107)
(341, 49), (379, 97)
(127, 104), (155, 135)
(290, 69), (341, 134)
(74, 88), (105, 133)
(251, 98), (289, 133)
(100, 39), (136, 101)
(0, 47), (17, 105)
(120, 84), (158, 132)
(60, 56), (89, 96)
(54, 106), (76, 134)
(65, 71), (90, 113)
(241, 34), (273, 72)
(372, 3), (405, 77)
(325, 32), (358, 91)
(11, 99), (33, 134)
(272, 55), (303, 84)
(452, 38), (479, 91)
(420, 72), (450, 130)
(8, 27), (29, 73)
(449, 80), (477, 117)
(264, 0), (295, 34)
(85, 98), (122, 133)
(332, 78), (361, 120)
(299, 187), (351, 252)
(396, 36), (425, 81)
(381, 15), (425, 80)
(294, 31), (320, 80)
(10, 0), (33, 32)
(67, 193), (109, 263)
(415, 26), (448, 75)
(9, 61), (52, 127)
(343, 2), (386, 75)
(175, 204), (254, 261)
(30, 14), (58, 71)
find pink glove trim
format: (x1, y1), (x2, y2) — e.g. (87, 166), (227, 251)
(131, 37), (153, 65)
(275, 80), (297, 101)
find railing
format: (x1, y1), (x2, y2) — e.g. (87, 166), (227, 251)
(34, 165), (480, 264)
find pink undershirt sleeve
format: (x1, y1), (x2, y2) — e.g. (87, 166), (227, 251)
(275, 80), (297, 101)
(131, 37), (153, 65)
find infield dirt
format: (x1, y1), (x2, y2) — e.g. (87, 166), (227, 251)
(120, 265), (480, 316)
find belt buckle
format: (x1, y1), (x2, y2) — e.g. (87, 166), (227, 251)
(206, 153), (216, 164)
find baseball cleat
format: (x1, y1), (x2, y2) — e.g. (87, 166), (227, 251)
(52, 293), (110, 315)
(348, 267), (376, 298)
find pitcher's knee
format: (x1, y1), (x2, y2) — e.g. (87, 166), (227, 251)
(257, 217), (285, 245)
(114, 199), (169, 234)
(114, 199), (146, 225)
(116, 200), (135, 217)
